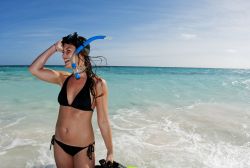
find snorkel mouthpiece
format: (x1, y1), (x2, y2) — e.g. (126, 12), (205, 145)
(71, 35), (106, 79)
(71, 62), (81, 79)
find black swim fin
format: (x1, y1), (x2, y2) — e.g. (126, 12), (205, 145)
(95, 159), (126, 168)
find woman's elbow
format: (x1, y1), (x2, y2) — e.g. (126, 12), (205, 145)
(28, 65), (41, 75)
(28, 65), (37, 75)
(28, 67), (35, 76)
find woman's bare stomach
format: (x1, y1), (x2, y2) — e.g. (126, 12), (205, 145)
(55, 106), (95, 147)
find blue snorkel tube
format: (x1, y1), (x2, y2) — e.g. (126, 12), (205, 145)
(71, 35), (106, 79)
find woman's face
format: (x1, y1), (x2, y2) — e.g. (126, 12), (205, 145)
(62, 43), (76, 69)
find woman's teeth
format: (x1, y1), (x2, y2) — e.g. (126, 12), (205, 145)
(65, 59), (70, 63)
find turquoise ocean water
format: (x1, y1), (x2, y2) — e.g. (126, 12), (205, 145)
(0, 66), (250, 168)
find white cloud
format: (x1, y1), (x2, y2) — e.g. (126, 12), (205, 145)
(180, 33), (197, 40)
(225, 49), (237, 53)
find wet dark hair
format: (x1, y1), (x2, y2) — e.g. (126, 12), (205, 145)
(62, 32), (105, 102)
(62, 32), (90, 56)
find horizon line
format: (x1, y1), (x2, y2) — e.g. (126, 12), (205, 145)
(0, 64), (249, 70)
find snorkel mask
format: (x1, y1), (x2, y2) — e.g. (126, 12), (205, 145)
(63, 32), (106, 79)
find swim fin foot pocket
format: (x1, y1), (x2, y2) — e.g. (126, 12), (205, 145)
(95, 159), (127, 168)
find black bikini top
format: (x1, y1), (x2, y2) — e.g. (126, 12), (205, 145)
(58, 74), (94, 112)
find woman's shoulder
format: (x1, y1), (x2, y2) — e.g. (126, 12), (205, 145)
(91, 76), (108, 96)
(60, 71), (72, 77)
(92, 76), (107, 86)
(57, 71), (72, 86)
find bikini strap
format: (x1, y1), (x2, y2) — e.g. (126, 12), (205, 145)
(50, 135), (55, 150)
(87, 142), (95, 160)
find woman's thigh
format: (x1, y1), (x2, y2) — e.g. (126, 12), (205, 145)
(53, 143), (74, 168)
(73, 149), (95, 168)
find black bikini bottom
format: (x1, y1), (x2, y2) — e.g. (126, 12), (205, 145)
(50, 135), (95, 160)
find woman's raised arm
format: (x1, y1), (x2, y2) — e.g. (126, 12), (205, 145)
(29, 41), (64, 85)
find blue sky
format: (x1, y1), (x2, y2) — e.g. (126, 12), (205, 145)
(0, 0), (250, 68)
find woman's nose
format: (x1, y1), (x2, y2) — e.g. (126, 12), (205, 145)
(62, 53), (68, 59)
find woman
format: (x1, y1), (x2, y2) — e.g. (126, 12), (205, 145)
(29, 32), (113, 168)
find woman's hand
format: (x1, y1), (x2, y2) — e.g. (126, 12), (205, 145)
(54, 40), (63, 52)
(106, 152), (114, 163)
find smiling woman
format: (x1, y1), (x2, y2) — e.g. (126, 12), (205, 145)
(28, 32), (114, 168)
(61, 33), (91, 79)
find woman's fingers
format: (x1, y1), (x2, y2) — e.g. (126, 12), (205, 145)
(54, 40), (63, 52)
